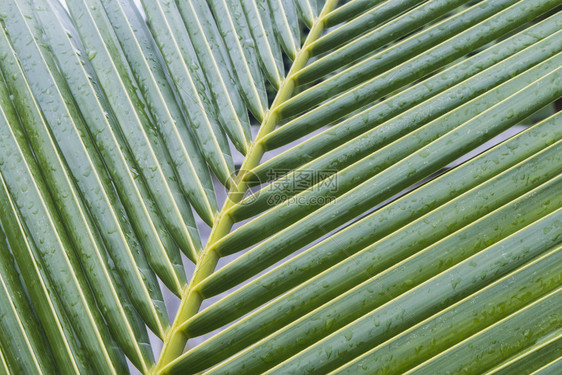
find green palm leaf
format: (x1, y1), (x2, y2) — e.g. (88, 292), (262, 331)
(0, 0), (560, 374)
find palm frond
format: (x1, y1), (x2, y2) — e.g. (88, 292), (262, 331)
(0, 0), (560, 374)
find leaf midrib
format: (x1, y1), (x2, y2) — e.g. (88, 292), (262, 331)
(152, 1), (339, 373)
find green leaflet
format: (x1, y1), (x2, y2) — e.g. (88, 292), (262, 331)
(0, 228), (57, 374)
(267, 0), (300, 60)
(208, 0), (269, 121)
(532, 357), (562, 375)
(295, 0), (316, 28)
(240, 0), (285, 87)
(0, 347), (8, 375)
(487, 336), (562, 375)
(322, 0), (387, 28)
